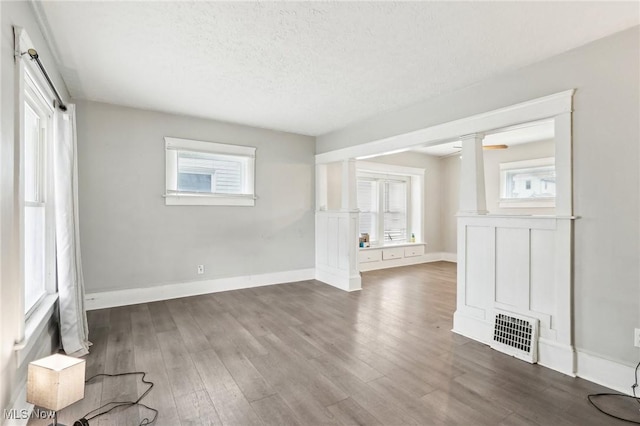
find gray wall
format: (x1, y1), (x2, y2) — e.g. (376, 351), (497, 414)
(440, 155), (459, 254)
(484, 140), (556, 215)
(326, 161), (342, 211)
(319, 27), (640, 366)
(76, 100), (315, 293)
(0, 0), (67, 415)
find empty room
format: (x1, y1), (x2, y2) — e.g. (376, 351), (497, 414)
(1, 1), (639, 425)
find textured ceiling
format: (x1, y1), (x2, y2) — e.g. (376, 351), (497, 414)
(35, 1), (638, 136)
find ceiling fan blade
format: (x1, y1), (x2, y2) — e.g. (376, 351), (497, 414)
(452, 144), (508, 150)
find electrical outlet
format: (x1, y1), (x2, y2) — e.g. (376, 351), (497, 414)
(634, 328), (640, 348)
(197, 265), (204, 275)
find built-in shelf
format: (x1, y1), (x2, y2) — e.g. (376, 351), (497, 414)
(358, 243), (428, 272)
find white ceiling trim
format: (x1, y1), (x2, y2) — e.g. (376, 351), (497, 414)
(315, 90), (575, 164)
(415, 119), (555, 157)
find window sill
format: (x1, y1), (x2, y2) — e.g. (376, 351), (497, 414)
(360, 242), (425, 251)
(14, 293), (58, 367)
(164, 194), (255, 206)
(498, 197), (555, 209)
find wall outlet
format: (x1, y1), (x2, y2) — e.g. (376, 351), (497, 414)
(197, 265), (205, 275)
(634, 328), (640, 348)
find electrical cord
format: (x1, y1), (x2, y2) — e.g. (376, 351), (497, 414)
(587, 361), (640, 424)
(74, 372), (158, 426)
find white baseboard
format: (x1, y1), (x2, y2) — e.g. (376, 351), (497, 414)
(315, 267), (362, 292)
(85, 268), (315, 310)
(87, 254), (456, 310)
(440, 252), (457, 262)
(453, 311), (578, 377)
(538, 338), (576, 377)
(452, 310), (492, 344)
(452, 310), (640, 394)
(576, 350), (637, 395)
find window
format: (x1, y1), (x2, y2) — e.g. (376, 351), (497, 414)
(357, 179), (378, 242)
(165, 137), (256, 206)
(384, 180), (408, 243)
(357, 172), (410, 245)
(500, 157), (556, 208)
(23, 72), (54, 315)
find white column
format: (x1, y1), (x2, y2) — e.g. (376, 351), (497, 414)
(342, 158), (361, 291)
(315, 158), (362, 292)
(341, 159), (357, 211)
(459, 133), (488, 215)
(315, 163), (328, 211)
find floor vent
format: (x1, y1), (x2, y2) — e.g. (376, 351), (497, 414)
(490, 310), (539, 364)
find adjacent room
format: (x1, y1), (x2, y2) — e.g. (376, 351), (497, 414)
(1, 1), (639, 425)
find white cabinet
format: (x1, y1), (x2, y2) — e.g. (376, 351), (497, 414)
(359, 243), (427, 271)
(382, 247), (404, 260)
(359, 250), (382, 263)
(404, 245), (425, 257)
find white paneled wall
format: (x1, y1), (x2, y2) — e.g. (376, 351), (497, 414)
(453, 215), (574, 375)
(315, 211), (361, 291)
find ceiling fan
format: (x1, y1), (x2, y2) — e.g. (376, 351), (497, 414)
(452, 144), (509, 150)
(447, 143), (508, 158)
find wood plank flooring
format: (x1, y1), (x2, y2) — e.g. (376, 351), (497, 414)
(29, 262), (633, 425)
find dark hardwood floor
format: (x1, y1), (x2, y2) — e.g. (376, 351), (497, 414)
(29, 262), (632, 425)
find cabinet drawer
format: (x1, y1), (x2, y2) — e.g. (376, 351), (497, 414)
(404, 245), (425, 258)
(382, 247), (404, 260)
(359, 250), (382, 263)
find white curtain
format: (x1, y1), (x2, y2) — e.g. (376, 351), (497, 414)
(54, 104), (90, 356)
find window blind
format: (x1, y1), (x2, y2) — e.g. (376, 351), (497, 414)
(357, 179), (378, 241)
(383, 181), (407, 243)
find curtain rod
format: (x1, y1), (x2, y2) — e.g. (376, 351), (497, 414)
(24, 48), (67, 111)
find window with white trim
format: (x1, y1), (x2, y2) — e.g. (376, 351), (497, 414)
(23, 70), (55, 315)
(357, 172), (410, 245)
(165, 137), (256, 206)
(357, 179), (379, 242)
(499, 157), (556, 208)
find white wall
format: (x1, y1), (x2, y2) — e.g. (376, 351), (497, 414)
(318, 26), (640, 368)
(1, 1), (65, 418)
(75, 100), (315, 294)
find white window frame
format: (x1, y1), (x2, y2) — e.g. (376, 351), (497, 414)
(356, 177), (380, 243)
(499, 157), (556, 208)
(13, 27), (60, 364)
(164, 137), (256, 206)
(23, 70), (56, 317)
(356, 161), (424, 248)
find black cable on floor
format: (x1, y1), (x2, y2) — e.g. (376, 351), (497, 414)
(587, 361), (640, 424)
(76, 372), (158, 426)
